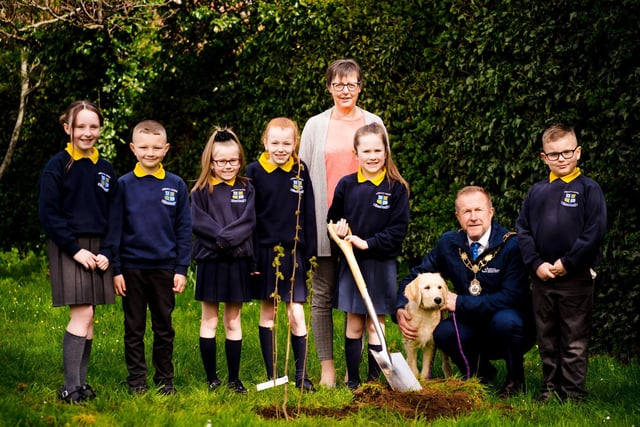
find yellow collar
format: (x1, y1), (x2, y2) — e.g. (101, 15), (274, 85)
(134, 162), (165, 179)
(357, 167), (386, 185)
(65, 142), (99, 164)
(258, 152), (294, 173)
(549, 167), (581, 183)
(210, 176), (236, 186)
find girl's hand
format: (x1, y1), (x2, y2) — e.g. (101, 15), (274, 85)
(344, 234), (368, 250)
(95, 254), (110, 271)
(335, 218), (350, 238)
(73, 248), (98, 270)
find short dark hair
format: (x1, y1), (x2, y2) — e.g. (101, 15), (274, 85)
(325, 59), (362, 90)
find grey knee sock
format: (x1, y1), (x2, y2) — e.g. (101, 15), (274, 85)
(63, 331), (86, 390)
(79, 338), (93, 385)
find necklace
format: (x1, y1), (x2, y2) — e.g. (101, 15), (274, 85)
(457, 232), (515, 296)
(458, 249), (496, 296)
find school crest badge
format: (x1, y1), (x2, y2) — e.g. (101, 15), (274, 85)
(289, 177), (304, 194)
(374, 192), (391, 209)
(161, 187), (178, 206)
(97, 172), (111, 192)
(561, 190), (578, 207)
(231, 188), (247, 203)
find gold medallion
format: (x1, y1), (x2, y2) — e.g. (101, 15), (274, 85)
(469, 278), (482, 296)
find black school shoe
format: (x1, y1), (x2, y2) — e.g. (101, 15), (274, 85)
(129, 384), (149, 395)
(208, 378), (222, 389)
(58, 386), (85, 404)
(227, 380), (248, 394)
(295, 378), (316, 392)
(80, 384), (97, 400)
(346, 379), (361, 391)
(158, 384), (177, 395)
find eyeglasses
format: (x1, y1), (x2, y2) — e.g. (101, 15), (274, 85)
(331, 82), (360, 92)
(213, 158), (240, 167)
(543, 146), (579, 161)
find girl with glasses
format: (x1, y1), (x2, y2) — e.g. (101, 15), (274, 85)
(191, 128), (256, 394)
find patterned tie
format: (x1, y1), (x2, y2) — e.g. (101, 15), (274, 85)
(471, 242), (481, 260)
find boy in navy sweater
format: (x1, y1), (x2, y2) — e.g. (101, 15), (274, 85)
(516, 124), (607, 402)
(110, 120), (192, 395)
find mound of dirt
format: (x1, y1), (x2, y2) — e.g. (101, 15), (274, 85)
(258, 380), (496, 422)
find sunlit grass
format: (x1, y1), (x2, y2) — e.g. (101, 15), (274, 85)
(0, 250), (638, 426)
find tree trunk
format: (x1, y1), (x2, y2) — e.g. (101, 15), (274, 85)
(0, 47), (39, 183)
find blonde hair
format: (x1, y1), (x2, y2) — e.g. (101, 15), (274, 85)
(542, 124), (577, 148)
(191, 127), (247, 193)
(261, 117), (300, 163)
(132, 120), (167, 143)
(455, 186), (492, 212)
(353, 122), (409, 193)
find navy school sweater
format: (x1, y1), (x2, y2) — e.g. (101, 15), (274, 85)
(108, 168), (192, 276)
(191, 180), (256, 261)
(245, 159), (317, 262)
(39, 151), (117, 258)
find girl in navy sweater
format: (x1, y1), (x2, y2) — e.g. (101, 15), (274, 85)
(39, 100), (116, 403)
(246, 118), (317, 391)
(191, 128), (256, 394)
(328, 122), (410, 390)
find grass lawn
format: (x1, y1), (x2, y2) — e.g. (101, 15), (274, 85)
(0, 249), (639, 426)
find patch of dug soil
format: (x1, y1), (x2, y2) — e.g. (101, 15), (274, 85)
(258, 379), (496, 422)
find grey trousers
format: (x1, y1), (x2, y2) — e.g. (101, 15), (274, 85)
(310, 255), (337, 361)
(533, 275), (594, 400)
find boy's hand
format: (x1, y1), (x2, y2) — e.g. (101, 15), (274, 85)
(114, 274), (126, 296)
(173, 274), (187, 294)
(550, 259), (567, 277)
(73, 249), (98, 270)
(95, 254), (110, 271)
(536, 262), (557, 281)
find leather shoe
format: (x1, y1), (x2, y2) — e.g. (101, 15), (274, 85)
(227, 380), (248, 394)
(346, 379), (361, 391)
(158, 384), (177, 395)
(295, 378), (315, 392)
(498, 379), (525, 398)
(208, 378), (222, 389)
(477, 362), (497, 384)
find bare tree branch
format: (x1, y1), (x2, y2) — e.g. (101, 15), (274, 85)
(0, 0), (181, 183)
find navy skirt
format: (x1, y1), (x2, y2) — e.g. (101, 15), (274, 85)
(253, 246), (309, 303)
(334, 257), (397, 315)
(195, 258), (252, 303)
(48, 238), (115, 307)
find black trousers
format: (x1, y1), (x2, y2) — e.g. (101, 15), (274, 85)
(532, 275), (594, 400)
(434, 308), (535, 382)
(122, 268), (176, 387)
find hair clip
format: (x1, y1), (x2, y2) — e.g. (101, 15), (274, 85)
(214, 129), (235, 142)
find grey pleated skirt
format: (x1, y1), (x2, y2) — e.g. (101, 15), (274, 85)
(48, 238), (115, 307)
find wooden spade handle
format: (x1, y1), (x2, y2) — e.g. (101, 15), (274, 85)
(327, 221), (389, 354)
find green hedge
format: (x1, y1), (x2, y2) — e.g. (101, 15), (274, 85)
(1, 0), (638, 360)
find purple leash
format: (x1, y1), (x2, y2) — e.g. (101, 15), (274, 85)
(451, 312), (471, 379)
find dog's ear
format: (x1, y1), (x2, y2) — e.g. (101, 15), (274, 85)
(404, 277), (421, 305)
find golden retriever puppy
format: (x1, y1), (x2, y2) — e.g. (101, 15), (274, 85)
(403, 272), (452, 380)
